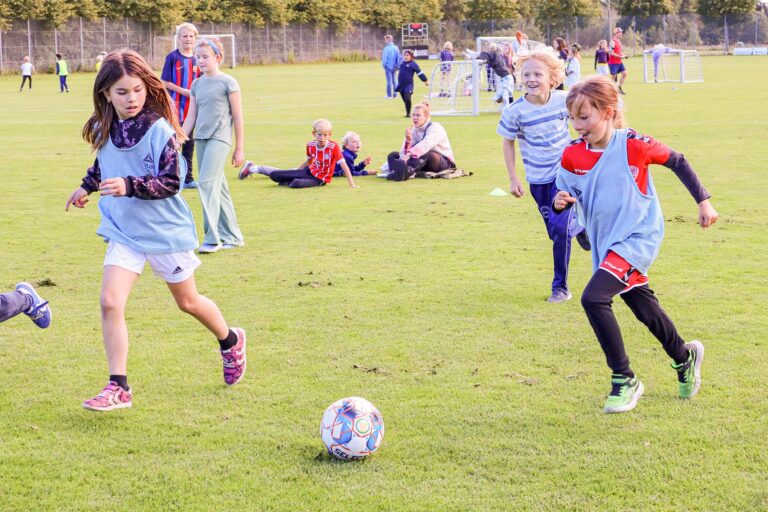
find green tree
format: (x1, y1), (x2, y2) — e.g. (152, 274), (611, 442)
(467, 0), (521, 20)
(697, 0), (754, 15)
(616, 0), (674, 15)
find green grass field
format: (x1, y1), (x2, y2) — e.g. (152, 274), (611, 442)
(1, 56), (766, 511)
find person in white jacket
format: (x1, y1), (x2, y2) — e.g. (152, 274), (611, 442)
(385, 101), (457, 181)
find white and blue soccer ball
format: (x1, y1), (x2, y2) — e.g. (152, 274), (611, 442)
(320, 397), (384, 460)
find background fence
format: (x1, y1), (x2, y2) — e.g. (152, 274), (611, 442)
(1, 13), (767, 73)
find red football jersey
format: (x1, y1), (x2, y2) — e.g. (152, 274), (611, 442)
(306, 140), (343, 183)
(560, 129), (671, 195)
(609, 37), (623, 64)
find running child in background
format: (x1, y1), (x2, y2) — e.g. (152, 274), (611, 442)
(55, 53), (69, 93)
(395, 50), (429, 117)
(565, 43), (582, 89)
(497, 49), (586, 303)
(554, 75), (718, 413)
(333, 131), (374, 177)
(65, 50), (246, 411)
(438, 42), (454, 97)
(465, 42), (514, 104)
(239, 119), (359, 189)
(594, 40), (610, 76)
(181, 37), (246, 254)
(162, 22), (201, 188)
(0, 283), (51, 328)
(19, 56), (34, 92)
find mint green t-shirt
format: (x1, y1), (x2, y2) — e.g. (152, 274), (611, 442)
(190, 73), (240, 145)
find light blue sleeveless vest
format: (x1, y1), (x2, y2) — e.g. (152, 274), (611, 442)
(556, 128), (664, 274)
(96, 119), (198, 254)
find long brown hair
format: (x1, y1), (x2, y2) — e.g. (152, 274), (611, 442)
(566, 75), (625, 128)
(82, 50), (186, 150)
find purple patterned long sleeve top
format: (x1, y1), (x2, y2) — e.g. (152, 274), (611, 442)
(80, 109), (181, 199)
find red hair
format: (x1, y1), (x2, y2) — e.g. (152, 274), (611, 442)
(566, 75), (625, 128)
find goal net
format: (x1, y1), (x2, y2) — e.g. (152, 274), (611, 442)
(426, 60), (504, 116)
(642, 49), (702, 83)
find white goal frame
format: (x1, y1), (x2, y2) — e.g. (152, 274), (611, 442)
(174, 33), (237, 68)
(642, 49), (702, 83)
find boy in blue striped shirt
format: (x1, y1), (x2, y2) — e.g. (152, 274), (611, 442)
(497, 49), (584, 303)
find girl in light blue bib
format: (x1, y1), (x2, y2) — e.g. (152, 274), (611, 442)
(554, 76), (719, 414)
(66, 50), (248, 412)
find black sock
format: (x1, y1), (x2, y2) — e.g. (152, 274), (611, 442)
(110, 375), (129, 390)
(218, 329), (237, 351)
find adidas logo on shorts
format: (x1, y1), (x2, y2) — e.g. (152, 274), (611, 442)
(172, 266), (184, 275)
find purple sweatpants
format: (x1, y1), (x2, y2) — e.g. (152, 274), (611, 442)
(0, 291), (29, 323)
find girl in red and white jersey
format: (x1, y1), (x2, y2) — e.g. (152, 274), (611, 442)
(554, 75), (718, 414)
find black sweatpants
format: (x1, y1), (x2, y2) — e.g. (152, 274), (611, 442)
(181, 137), (196, 183)
(581, 269), (689, 377)
(268, 168), (324, 189)
(20, 75), (32, 90)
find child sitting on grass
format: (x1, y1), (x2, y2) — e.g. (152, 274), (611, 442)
(239, 119), (358, 188)
(333, 131), (374, 177)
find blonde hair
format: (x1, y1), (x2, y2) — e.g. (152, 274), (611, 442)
(195, 37), (224, 61)
(566, 75), (625, 129)
(524, 48), (565, 89)
(176, 22), (198, 38)
(312, 118), (332, 132)
(598, 39), (608, 48)
(412, 100), (431, 117)
(443, 41), (453, 51)
(341, 131), (360, 147)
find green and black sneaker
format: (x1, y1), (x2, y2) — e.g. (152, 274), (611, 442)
(603, 373), (645, 413)
(672, 340), (704, 399)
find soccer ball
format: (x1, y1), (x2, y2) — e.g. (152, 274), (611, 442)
(320, 397), (384, 460)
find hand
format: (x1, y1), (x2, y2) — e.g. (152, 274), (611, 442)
(363, 156), (373, 166)
(65, 187), (90, 210)
(99, 178), (126, 197)
(405, 126), (413, 142)
(425, 80), (430, 86)
(349, 181), (359, 189)
(554, 190), (577, 210)
(232, 149), (245, 168)
(408, 146), (424, 159)
(697, 199), (719, 229)
(509, 178), (525, 198)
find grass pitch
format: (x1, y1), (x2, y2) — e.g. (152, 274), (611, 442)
(0, 56), (766, 511)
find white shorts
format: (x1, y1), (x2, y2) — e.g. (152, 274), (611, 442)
(104, 241), (201, 284)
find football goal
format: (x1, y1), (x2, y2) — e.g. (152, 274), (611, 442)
(642, 48), (702, 83)
(426, 59), (502, 116)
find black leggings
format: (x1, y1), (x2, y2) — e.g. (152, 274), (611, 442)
(581, 269), (689, 377)
(400, 91), (412, 116)
(387, 151), (455, 176)
(268, 168), (324, 189)
(20, 75), (32, 90)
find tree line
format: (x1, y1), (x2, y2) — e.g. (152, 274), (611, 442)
(0, 0), (758, 31)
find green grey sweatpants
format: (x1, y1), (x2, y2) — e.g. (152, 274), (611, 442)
(195, 138), (245, 247)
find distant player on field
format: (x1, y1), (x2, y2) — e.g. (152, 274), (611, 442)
(162, 22), (201, 188)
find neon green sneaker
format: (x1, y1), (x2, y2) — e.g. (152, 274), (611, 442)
(672, 340), (704, 399)
(603, 374), (645, 413)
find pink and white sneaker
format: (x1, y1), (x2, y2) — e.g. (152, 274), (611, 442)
(82, 381), (133, 411)
(221, 328), (247, 386)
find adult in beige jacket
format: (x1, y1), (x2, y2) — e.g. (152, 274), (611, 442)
(386, 101), (456, 181)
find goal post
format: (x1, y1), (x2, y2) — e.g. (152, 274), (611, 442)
(642, 48), (702, 83)
(427, 59), (504, 116)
